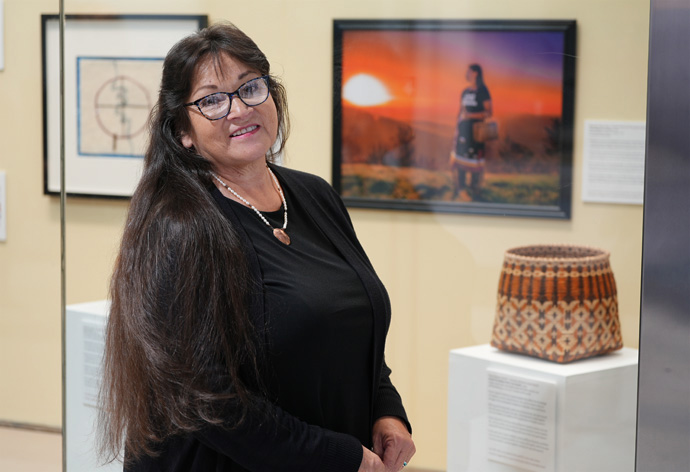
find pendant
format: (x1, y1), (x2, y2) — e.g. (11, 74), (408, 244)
(273, 228), (291, 245)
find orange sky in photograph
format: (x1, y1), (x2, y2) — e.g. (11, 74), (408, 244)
(340, 30), (565, 126)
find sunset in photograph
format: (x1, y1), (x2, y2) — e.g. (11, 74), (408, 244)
(341, 29), (564, 125)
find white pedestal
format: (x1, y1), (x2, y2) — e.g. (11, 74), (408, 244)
(447, 344), (638, 472)
(65, 300), (120, 472)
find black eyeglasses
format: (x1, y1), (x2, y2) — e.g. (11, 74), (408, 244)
(184, 75), (271, 121)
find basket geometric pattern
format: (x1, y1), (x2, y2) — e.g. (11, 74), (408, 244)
(490, 245), (623, 363)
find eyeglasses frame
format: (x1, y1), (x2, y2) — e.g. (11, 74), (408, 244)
(183, 75), (271, 121)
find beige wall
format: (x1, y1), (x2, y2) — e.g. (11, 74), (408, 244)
(0, 0), (649, 469)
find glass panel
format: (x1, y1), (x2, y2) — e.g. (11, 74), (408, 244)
(0, 0), (62, 436)
(60, 1), (650, 471)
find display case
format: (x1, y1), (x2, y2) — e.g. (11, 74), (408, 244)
(46, 1), (651, 471)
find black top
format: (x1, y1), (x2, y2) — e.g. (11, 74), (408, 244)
(227, 184), (374, 445)
(461, 84), (491, 114)
(124, 165), (409, 472)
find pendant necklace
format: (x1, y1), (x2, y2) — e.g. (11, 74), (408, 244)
(212, 167), (291, 245)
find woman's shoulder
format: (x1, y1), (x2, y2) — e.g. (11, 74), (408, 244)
(270, 164), (333, 194)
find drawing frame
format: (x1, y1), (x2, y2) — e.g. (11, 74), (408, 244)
(332, 19), (576, 219)
(42, 14), (208, 198)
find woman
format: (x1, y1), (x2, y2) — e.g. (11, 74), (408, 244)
(99, 22), (415, 472)
(452, 63), (493, 193)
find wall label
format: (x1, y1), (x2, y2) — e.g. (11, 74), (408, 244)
(583, 120), (646, 204)
(486, 368), (557, 471)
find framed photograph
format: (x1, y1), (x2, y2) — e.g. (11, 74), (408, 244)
(333, 20), (576, 219)
(42, 14), (208, 198)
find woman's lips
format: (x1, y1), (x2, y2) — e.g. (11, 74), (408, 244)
(230, 125), (259, 138)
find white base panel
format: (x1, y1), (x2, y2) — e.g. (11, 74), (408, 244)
(447, 344), (638, 472)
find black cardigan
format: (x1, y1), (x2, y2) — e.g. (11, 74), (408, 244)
(125, 165), (409, 472)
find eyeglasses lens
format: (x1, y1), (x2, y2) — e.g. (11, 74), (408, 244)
(199, 77), (269, 120)
(199, 94), (230, 120)
(239, 78), (269, 105)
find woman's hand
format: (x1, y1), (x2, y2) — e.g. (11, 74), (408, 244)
(372, 417), (416, 471)
(358, 446), (387, 472)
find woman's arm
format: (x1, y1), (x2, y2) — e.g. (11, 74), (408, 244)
(483, 99), (493, 119)
(372, 358), (411, 431)
(194, 395), (374, 471)
(371, 357), (415, 469)
(458, 100), (466, 121)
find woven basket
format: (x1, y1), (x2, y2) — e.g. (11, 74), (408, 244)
(490, 244), (623, 363)
(472, 120), (499, 142)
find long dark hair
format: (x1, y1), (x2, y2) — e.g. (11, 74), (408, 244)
(99, 23), (289, 464)
(469, 63), (486, 88)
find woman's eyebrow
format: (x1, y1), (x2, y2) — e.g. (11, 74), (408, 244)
(192, 70), (256, 96)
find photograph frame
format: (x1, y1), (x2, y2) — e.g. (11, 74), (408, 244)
(332, 19), (576, 219)
(42, 14), (208, 199)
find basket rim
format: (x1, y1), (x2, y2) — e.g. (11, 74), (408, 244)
(504, 244), (610, 263)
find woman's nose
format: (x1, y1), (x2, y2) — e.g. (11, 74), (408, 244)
(226, 96), (252, 119)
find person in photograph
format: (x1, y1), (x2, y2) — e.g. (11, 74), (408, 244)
(99, 22), (415, 472)
(451, 63), (493, 195)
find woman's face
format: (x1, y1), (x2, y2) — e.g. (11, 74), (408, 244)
(466, 68), (478, 84)
(181, 53), (278, 172)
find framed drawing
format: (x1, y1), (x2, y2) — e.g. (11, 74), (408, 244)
(333, 20), (576, 219)
(42, 14), (208, 198)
